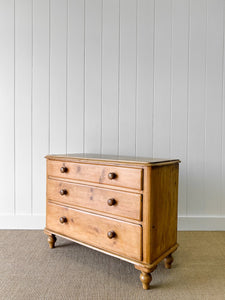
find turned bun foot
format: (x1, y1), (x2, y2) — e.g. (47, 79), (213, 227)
(164, 253), (174, 269)
(47, 234), (57, 249)
(140, 271), (152, 290)
(135, 265), (157, 290)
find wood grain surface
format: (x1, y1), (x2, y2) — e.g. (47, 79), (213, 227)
(47, 160), (143, 190)
(46, 202), (142, 261)
(47, 178), (142, 221)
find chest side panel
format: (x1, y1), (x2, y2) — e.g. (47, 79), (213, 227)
(149, 163), (179, 263)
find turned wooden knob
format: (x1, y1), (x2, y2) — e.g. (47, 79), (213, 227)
(60, 166), (68, 173)
(108, 172), (116, 180)
(60, 189), (67, 195)
(107, 230), (116, 239)
(59, 216), (67, 224)
(107, 198), (116, 206)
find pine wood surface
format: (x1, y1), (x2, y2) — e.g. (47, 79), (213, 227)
(46, 202), (142, 261)
(149, 163), (179, 263)
(46, 153), (180, 166)
(47, 159), (143, 190)
(47, 178), (142, 221)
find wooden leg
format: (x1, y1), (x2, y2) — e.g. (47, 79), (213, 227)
(139, 271), (152, 290)
(135, 265), (157, 290)
(164, 253), (174, 269)
(47, 234), (57, 249)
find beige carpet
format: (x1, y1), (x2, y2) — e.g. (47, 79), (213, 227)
(1, 231), (225, 300)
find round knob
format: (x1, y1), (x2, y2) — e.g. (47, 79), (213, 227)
(107, 230), (116, 239)
(59, 216), (67, 224)
(60, 166), (68, 173)
(60, 189), (67, 195)
(107, 198), (116, 206)
(108, 172), (116, 180)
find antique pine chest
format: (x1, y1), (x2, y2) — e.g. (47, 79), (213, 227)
(44, 154), (180, 289)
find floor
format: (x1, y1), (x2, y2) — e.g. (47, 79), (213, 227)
(1, 231), (225, 300)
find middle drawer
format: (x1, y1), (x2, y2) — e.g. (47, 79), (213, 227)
(47, 178), (142, 221)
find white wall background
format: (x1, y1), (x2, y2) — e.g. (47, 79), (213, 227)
(0, 0), (225, 230)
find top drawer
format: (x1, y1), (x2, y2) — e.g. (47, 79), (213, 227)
(47, 160), (143, 190)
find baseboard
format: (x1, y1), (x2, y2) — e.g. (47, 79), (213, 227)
(0, 215), (225, 230)
(0, 215), (45, 229)
(178, 216), (225, 231)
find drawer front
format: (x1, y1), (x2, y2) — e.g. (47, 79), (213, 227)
(47, 179), (142, 221)
(46, 202), (142, 261)
(47, 160), (143, 190)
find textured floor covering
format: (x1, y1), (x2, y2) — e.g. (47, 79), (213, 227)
(1, 231), (225, 300)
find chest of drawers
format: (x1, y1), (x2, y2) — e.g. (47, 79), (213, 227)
(44, 154), (180, 290)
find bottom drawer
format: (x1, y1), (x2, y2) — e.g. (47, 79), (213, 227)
(46, 202), (142, 261)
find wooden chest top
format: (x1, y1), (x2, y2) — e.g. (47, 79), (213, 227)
(46, 153), (180, 166)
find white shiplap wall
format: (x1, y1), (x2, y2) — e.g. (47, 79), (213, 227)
(0, 0), (225, 230)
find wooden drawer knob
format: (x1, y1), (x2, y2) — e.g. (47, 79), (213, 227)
(59, 216), (67, 224)
(107, 230), (116, 239)
(107, 198), (116, 206)
(108, 172), (116, 180)
(60, 166), (68, 173)
(60, 189), (67, 195)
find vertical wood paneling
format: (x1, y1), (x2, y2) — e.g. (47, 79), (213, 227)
(187, 0), (207, 215)
(153, 0), (172, 158)
(171, 0), (189, 215)
(119, 0), (137, 156)
(204, 0), (224, 215)
(49, 0), (67, 154)
(0, 0), (14, 215)
(136, 0), (154, 157)
(1, 0), (225, 227)
(32, 0), (49, 215)
(221, 1), (225, 216)
(15, 0), (32, 215)
(84, 0), (102, 153)
(67, 0), (84, 153)
(101, 0), (119, 155)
